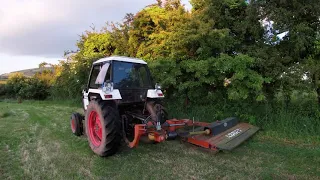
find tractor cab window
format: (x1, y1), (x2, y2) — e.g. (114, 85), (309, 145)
(96, 63), (110, 84)
(89, 63), (111, 89)
(89, 65), (100, 88)
(113, 61), (152, 89)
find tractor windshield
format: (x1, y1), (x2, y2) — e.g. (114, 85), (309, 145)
(113, 61), (152, 89)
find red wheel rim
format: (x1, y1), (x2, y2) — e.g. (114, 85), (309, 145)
(88, 110), (102, 147)
(71, 119), (76, 133)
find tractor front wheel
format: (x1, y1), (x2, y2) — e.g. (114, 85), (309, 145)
(85, 100), (121, 156)
(70, 113), (83, 136)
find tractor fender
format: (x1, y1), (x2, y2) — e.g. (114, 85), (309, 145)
(87, 89), (122, 100)
(147, 89), (164, 98)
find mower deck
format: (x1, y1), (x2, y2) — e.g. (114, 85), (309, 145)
(129, 117), (259, 152)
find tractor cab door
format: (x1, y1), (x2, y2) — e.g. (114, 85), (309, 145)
(83, 64), (106, 110)
(83, 90), (89, 110)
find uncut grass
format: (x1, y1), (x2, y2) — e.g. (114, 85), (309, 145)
(0, 101), (319, 179)
(166, 101), (320, 142)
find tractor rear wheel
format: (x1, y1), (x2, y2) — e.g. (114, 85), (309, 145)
(70, 113), (83, 136)
(85, 100), (121, 156)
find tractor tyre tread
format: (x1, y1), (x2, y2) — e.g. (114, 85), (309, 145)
(71, 112), (83, 136)
(85, 100), (121, 157)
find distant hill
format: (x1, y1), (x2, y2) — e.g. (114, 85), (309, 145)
(0, 67), (54, 80)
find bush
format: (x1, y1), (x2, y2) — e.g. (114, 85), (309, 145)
(5, 73), (50, 100)
(148, 54), (267, 105)
(0, 84), (6, 97)
(19, 78), (50, 100)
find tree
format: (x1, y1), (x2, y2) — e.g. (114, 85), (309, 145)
(250, 0), (320, 102)
(79, 32), (115, 57)
(162, 0), (267, 102)
(307, 35), (320, 104)
(39, 62), (48, 68)
(108, 13), (134, 56)
(128, 1), (188, 60)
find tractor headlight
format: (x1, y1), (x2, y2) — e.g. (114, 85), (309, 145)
(102, 82), (113, 93)
(155, 83), (161, 90)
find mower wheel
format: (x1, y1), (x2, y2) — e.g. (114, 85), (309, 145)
(85, 100), (121, 156)
(70, 113), (83, 136)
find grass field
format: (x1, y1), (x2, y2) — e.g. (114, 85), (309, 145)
(0, 100), (319, 180)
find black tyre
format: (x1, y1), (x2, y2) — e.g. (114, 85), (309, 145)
(121, 114), (134, 145)
(70, 113), (83, 136)
(85, 100), (121, 156)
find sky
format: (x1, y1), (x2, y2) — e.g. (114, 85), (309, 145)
(0, 0), (191, 75)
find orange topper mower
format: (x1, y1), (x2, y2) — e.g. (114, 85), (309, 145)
(70, 56), (259, 156)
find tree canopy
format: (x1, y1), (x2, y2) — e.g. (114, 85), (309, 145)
(11, 0), (319, 106)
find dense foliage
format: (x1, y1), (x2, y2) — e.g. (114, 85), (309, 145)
(5, 72), (51, 100)
(51, 0), (320, 104)
(3, 0), (320, 135)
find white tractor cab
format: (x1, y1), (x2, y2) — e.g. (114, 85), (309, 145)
(82, 56), (164, 109)
(71, 56), (168, 156)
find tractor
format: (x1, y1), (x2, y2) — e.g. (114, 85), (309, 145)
(70, 56), (259, 157)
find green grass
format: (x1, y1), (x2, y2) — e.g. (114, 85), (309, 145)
(166, 101), (320, 143)
(0, 100), (319, 179)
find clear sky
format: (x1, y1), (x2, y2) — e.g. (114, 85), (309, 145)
(0, 0), (191, 75)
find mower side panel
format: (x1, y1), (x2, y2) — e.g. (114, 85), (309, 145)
(187, 123), (259, 151)
(215, 124), (259, 150)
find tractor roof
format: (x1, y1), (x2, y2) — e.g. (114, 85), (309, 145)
(93, 56), (147, 65)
